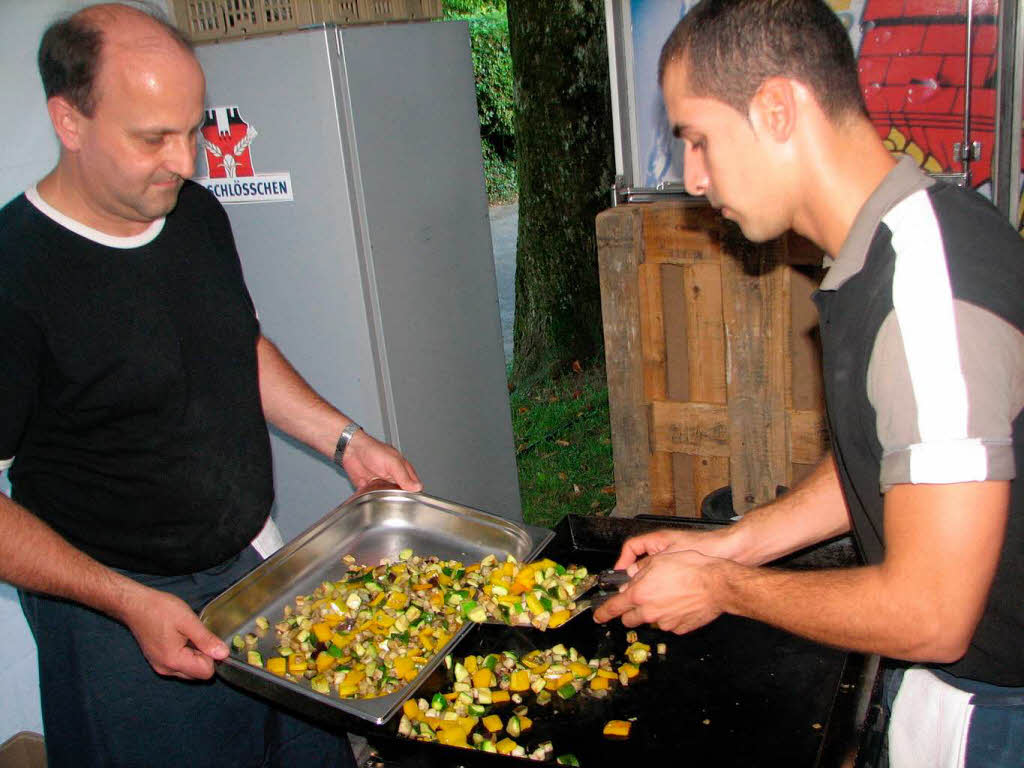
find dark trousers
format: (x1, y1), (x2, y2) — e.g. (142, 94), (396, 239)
(20, 546), (356, 768)
(882, 666), (1024, 768)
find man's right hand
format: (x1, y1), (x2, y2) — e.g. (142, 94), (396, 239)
(119, 584), (229, 680)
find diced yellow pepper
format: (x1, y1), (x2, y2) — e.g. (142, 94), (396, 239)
(464, 656), (478, 674)
(496, 738), (519, 755)
(457, 716), (479, 732)
(437, 573), (453, 587)
(393, 656), (415, 678)
(429, 593), (444, 609)
(518, 715), (532, 732)
(437, 726), (468, 747)
(331, 632), (353, 648)
(315, 652), (336, 673)
(369, 591), (387, 607)
(548, 609), (572, 629)
(597, 668), (618, 679)
(555, 673), (574, 689)
(386, 592), (409, 610)
(337, 684), (358, 697)
(464, 563), (480, 573)
(521, 650), (544, 668)
(569, 662), (593, 679)
(589, 676), (610, 691)
(502, 561), (515, 578)
(287, 655), (308, 675)
(343, 668), (365, 686)
(472, 668), (495, 689)
(618, 663), (639, 679)
(374, 611), (395, 628)
(490, 690), (511, 704)
(420, 634), (435, 651)
(311, 622), (332, 643)
(603, 720), (632, 737)
(266, 657), (287, 676)
(403, 699), (421, 720)
(525, 594), (545, 615)
(509, 669), (531, 692)
(482, 714), (503, 732)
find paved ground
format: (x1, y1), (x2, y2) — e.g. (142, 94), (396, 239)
(488, 202), (518, 363)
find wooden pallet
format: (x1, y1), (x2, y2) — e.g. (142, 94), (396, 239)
(597, 201), (829, 517)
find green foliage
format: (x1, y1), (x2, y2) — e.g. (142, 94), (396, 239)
(443, 0), (507, 19)
(482, 142), (518, 204)
(443, 2), (516, 203)
(510, 362), (616, 529)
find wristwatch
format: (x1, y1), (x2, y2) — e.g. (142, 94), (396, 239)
(333, 422), (362, 467)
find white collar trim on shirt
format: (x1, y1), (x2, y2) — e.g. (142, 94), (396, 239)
(25, 185), (165, 249)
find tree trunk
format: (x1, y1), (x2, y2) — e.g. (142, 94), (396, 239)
(506, 0), (615, 384)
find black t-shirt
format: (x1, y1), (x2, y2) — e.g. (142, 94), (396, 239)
(0, 182), (274, 575)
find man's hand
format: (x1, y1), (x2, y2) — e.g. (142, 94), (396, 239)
(613, 528), (731, 572)
(120, 585), (229, 680)
(595, 550), (727, 633)
(343, 430), (422, 492)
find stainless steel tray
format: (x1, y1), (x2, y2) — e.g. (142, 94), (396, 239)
(200, 486), (553, 725)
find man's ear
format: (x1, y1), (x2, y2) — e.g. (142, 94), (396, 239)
(749, 76), (797, 142)
(47, 95), (86, 152)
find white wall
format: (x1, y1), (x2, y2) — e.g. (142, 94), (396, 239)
(0, 0), (172, 743)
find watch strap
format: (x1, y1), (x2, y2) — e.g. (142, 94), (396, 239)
(333, 422), (362, 466)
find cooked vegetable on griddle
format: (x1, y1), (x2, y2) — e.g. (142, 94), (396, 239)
(397, 639), (650, 762)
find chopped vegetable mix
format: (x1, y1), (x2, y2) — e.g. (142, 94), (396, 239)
(398, 638), (650, 763)
(233, 552), (597, 701)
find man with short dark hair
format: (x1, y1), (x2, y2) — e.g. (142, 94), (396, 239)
(0, 3), (420, 765)
(595, 1), (1023, 764)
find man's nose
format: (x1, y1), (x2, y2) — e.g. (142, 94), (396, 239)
(165, 135), (196, 179)
(683, 146), (708, 197)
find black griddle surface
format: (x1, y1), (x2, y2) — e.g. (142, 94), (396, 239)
(362, 515), (868, 767)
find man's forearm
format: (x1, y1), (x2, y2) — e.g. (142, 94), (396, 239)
(0, 493), (141, 623)
(723, 455), (851, 566)
(256, 334), (349, 459)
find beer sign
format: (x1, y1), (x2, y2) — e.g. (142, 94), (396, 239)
(195, 106), (293, 204)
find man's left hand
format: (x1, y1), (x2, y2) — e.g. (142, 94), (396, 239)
(594, 550), (726, 634)
(342, 430), (422, 492)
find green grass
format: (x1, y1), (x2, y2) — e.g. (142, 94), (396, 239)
(510, 364), (616, 529)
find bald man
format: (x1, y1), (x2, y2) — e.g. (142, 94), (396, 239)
(0, 4), (420, 765)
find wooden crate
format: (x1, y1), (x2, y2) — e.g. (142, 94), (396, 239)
(172, 0), (442, 43)
(596, 201), (830, 518)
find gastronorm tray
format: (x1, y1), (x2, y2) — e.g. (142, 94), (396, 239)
(199, 486), (553, 725)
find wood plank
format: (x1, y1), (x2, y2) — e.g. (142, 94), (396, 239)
(672, 453), (697, 517)
(684, 260), (727, 404)
(638, 261), (667, 401)
(790, 409), (830, 465)
(596, 206), (650, 517)
(649, 400), (729, 456)
(720, 235), (789, 513)
(790, 265), (826, 412)
(649, 451), (675, 513)
(695, 456), (730, 517)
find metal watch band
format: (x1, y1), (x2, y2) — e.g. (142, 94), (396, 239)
(333, 422), (362, 466)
